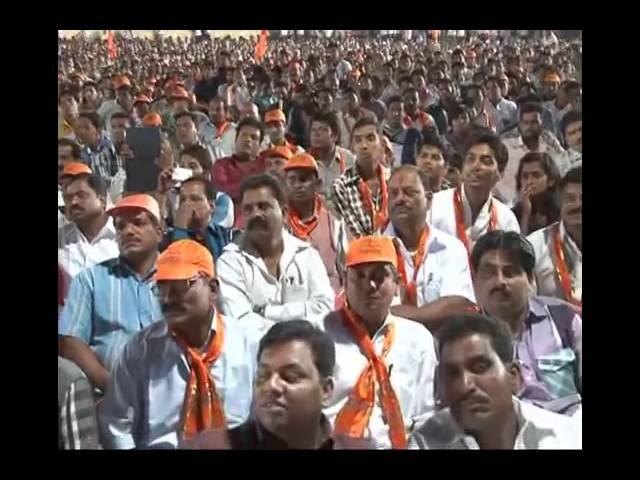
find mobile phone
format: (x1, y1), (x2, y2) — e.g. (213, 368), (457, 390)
(172, 167), (193, 183)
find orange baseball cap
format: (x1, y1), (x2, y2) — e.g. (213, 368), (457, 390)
(142, 112), (162, 127)
(170, 87), (190, 100)
(62, 162), (92, 177)
(107, 194), (161, 224)
(345, 236), (397, 268)
(134, 94), (152, 105)
(264, 109), (286, 124)
(156, 239), (215, 281)
(114, 76), (132, 89)
(284, 152), (318, 173)
(544, 72), (562, 83)
(264, 145), (294, 161)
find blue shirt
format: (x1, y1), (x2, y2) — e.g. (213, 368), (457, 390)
(163, 221), (234, 260)
(59, 257), (163, 372)
(98, 313), (259, 449)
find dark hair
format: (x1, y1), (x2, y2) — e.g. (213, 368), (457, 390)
(448, 103), (471, 125)
(174, 111), (196, 124)
(559, 110), (582, 139)
(471, 230), (536, 279)
(516, 152), (561, 192)
(236, 117), (265, 143)
(110, 112), (131, 123)
(390, 164), (433, 193)
(258, 320), (336, 378)
(180, 144), (213, 172)
(240, 173), (285, 207)
(438, 313), (514, 364)
(402, 86), (419, 97)
(181, 175), (217, 202)
(351, 116), (379, 136)
(485, 75), (501, 86)
(451, 61), (464, 70)
(464, 131), (509, 173)
(66, 173), (108, 199)
(82, 81), (98, 90)
(58, 138), (81, 160)
(417, 132), (447, 159)
(386, 95), (403, 108)
(78, 112), (102, 131)
(519, 101), (544, 118)
(399, 75), (413, 86)
(559, 166), (582, 192)
(59, 89), (78, 103)
(311, 111), (340, 137)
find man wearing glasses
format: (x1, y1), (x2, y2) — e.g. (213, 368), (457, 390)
(99, 240), (258, 449)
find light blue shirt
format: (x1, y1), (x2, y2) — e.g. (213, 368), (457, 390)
(59, 257), (163, 372)
(98, 313), (258, 449)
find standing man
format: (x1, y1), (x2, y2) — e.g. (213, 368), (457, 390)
(59, 194), (164, 392)
(331, 117), (389, 238)
(100, 240), (257, 449)
(199, 96), (237, 161)
(322, 236), (438, 449)
(527, 167), (582, 306)
(76, 112), (120, 187)
(384, 166), (476, 333)
(471, 230), (582, 415)
(498, 102), (565, 206)
(283, 153), (348, 294)
(217, 174), (334, 335)
(431, 131), (520, 262)
(410, 314), (581, 449)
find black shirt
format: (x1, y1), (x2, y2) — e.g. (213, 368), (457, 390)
(228, 417), (334, 450)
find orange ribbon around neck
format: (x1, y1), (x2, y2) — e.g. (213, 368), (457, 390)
(454, 186), (497, 268)
(333, 306), (408, 449)
(394, 227), (430, 306)
(358, 165), (389, 233)
(552, 223), (581, 308)
(287, 195), (323, 241)
(172, 311), (227, 441)
(215, 121), (230, 138)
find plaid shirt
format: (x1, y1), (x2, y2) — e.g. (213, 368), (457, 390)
(80, 134), (120, 186)
(330, 166), (383, 238)
(58, 357), (100, 449)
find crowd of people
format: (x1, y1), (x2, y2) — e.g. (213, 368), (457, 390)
(58, 29), (582, 450)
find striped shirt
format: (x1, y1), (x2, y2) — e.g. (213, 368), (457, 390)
(59, 257), (163, 372)
(80, 134), (121, 186)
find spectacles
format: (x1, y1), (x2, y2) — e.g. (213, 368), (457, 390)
(156, 277), (201, 297)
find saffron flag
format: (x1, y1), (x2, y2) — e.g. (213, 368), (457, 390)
(254, 30), (269, 62)
(107, 30), (118, 61)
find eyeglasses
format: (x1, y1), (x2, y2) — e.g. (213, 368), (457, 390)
(156, 277), (201, 297)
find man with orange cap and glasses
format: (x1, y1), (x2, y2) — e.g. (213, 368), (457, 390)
(133, 94), (152, 125)
(284, 153), (348, 294)
(99, 240), (257, 449)
(263, 108), (304, 155)
(321, 235), (437, 449)
(59, 194), (164, 393)
(58, 161), (92, 229)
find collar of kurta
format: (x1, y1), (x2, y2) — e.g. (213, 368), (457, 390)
(252, 415), (334, 450)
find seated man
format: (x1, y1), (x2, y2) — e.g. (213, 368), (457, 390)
(322, 236), (438, 449)
(414, 133), (452, 193)
(284, 153), (348, 294)
(161, 176), (234, 261)
(384, 166), (476, 333)
(263, 108), (304, 155)
(262, 145), (293, 182)
(99, 240), (257, 449)
(527, 166), (581, 306)
(472, 230), (582, 415)
(59, 194), (164, 392)
(410, 313), (581, 449)
(217, 174), (334, 335)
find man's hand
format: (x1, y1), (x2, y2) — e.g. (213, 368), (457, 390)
(157, 167), (174, 196)
(120, 143), (135, 161)
(174, 202), (196, 230)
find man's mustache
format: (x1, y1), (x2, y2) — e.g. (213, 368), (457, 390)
(247, 217), (268, 230)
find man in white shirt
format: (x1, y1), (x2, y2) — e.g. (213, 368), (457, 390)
(59, 172), (119, 284)
(321, 236), (437, 449)
(199, 96), (237, 162)
(431, 130), (520, 260)
(527, 166), (582, 304)
(217, 174), (334, 336)
(384, 166), (476, 333)
(410, 313), (581, 449)
(498, 102), (565, 206)
(484, 76), (518, 134)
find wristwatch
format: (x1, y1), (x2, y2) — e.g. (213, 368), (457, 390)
(253, 304), (266, 317)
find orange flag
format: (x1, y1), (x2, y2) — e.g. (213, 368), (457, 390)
(107, 30), (117, 61)
(254, 30), (269, 62)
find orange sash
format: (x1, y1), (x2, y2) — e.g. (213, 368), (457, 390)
(215, 121), (230, 138)
(394, 227), (430, 306)
(172, 311), (227, 440)
(454, 186), (497, 267)
(334, 307), (408, 449)
(287, 196), (322, 241)
(358, 165), (389, 232)
(552, 223), (581, 308)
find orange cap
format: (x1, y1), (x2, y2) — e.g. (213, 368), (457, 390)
(544, 72), (562, 83)
(345, 236), (397, 268)
(156, 239), (215, 281)
(284, 152), (318, 173)
(264, 145), (294, 160)
(264, 109), (286, 124)
(134, 94), (152, 105)
(142, 112), (162, 127)
(170, 87), (190, 100)
(107, 194), (161, 224)
(62, 162), (92, 177)
(114, 76), (132, 89)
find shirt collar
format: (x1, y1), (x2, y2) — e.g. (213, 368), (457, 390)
(254, 415), (334, 449)
(69, 217), (116, 243)
(112, 255), (157, 282)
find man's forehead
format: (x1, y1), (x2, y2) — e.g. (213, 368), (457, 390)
(479, 249), (518, 268)
(353, 125), (377, 136)
(441, 334), (496, 364)
(259, 340), (315, 367)
(242, 186), (276, 203)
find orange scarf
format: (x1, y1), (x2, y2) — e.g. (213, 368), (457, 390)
(358, 165), (389, 232)
(394, 227), (430, 306)
(287, 196), (323, 241)
(334, 307), (408, 449)
(172, 311), (227, 441)
(454, 186), (497, 267)
(552, 223), (581, 308)
(215, 121), (230, 138)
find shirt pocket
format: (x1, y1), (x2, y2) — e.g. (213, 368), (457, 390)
(421, 273), (442, 304)
(536, 348), (579, 399)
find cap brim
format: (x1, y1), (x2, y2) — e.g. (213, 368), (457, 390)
(155, 265), (201, 281)
(107, 205), (159, 223)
